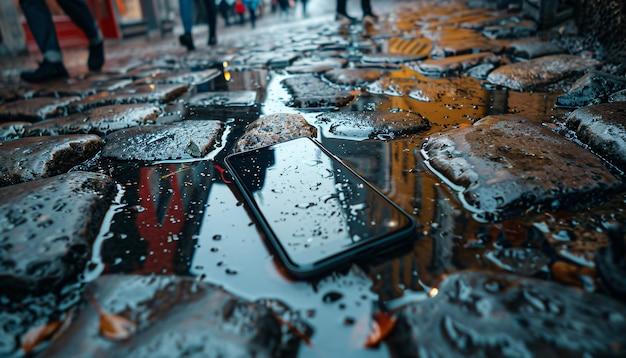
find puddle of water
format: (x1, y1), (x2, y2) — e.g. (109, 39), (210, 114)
(81, 45), (626, 357)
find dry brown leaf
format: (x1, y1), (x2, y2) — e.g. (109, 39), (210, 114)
(87, 288), (137, 341)
(21, 321), (61, 354)
(99, 312), (137, 341)
(364, 311), (397, 348)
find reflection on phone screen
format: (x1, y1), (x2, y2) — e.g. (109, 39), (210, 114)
(226, 137), (414, 269)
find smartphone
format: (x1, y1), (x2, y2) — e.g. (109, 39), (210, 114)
(224, 136), (416, 279)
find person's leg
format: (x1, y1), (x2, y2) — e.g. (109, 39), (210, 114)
(248, 6), (256, 28)
(203, 0), (217, 44)
(56, 0), (100, 41)
(56, 0), (104, 70)
(219, 0), (230, 26)
(19, 0), (68, 82)
(361, 0), (377, 18)
(336, 0), (355, 21)
(179, 0), (194, 34)
(19, 0), (62, 63)
(178, 0), (195, 50)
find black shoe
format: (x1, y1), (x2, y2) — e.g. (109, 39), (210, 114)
(20, 60), (68, 83)
(88, 41), (105, 71)
(179, 33), (195, 51)
(208, 36), (217, 46)
(336, 12), (356, 23)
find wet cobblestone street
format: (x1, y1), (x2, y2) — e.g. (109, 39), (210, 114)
(1, 0), (626, 356)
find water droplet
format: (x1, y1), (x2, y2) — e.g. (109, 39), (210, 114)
(323, 291), (343, 303)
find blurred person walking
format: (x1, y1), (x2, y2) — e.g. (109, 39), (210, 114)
(19, 0), (105, 83)
(242, 0), (259, 28)
(179, 0), (218, 50)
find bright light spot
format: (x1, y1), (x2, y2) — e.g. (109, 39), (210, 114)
(224, 71), (231, 82)
(428, 288), (439, 297)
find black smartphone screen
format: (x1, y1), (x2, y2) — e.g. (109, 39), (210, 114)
(224, 137), (415, 278)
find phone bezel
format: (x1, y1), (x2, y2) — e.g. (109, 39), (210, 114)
(224, 136), (416, 279)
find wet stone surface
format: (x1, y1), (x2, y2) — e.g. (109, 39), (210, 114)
(1, 0), (626, 356)
(285, 57), (348, 74)
(386, 271), (626, 357)
(481, 19), (537, 39)
(281, 75), (354, 108)
(0, 135), (104, 187)
(0, 97), (80, 123)
(316, 110), (430, 139)
(414, 52), (500, 77)
(557, 70), (626, 108)
(133, 69), (221, 87)
(421, 114), (623, 221)
(563, 102), (626, 171)
(25, 103), (163, 137)
(187, 90), (260, 120)
(70, 84), (189, 112)
(323, 68), (384, 87)
(235, 113), (318, 152)
(362, 53), (427, 64)
(101, 120), (223, 161)
(43, 274), (312, 358)
(0, 172), (116, 295)
(506, 37), (564, 59)
(0, 122), (30, 141)
(486, 54), (602, 91)
(610, 89), (626, 103)
(386, 37), (432, 57)
(429, 32), (505, 59)
(31, 77), (134, 98)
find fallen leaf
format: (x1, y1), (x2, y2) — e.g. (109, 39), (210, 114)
(21, 321), (61, 354)
(364, 311), (397, 348)
(87, 288), (137, 341)
(99, 312), (137, 341)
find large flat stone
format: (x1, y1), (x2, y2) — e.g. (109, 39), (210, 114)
(25, 103), (162, 136)
(414, 52), (500, 77)
(70, 84), (189, 112)
(564, 102), (626, 171)
(315, 110), (429, 139)
(323, 69), (383, 86)
(235, 113), (317, 152)
(0, 97), (80, 123)
(386, 271), (626, 357)
(187, 90), (260, 120)
(386, 37), (432, 57)
(0, 135), (104, 187)
(0, 172), (115, 294)
(101, 120), (223, 161)
(32, 77), (133, 98)
(281, 75), (354, 109)
(557, 70), (626, 107)
(506, 37), (565, 59)
(42, 274), (312, 357)
(421, 115), (622, 221)
(285, 57), (347, 74)
(133, 68), (221, 87)
(486, 55), (601, 91)
(430, 34), (504, 58)
(0, 121), (30, 141)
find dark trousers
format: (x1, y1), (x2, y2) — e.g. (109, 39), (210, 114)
(337, 0), (372, 16)
(19, 0), (100, 60)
